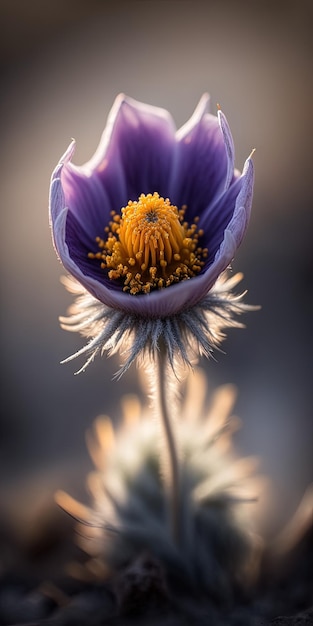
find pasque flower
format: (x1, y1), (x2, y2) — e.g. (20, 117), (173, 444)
(56, 369), (262, 599)
(49, 94), (255, 374)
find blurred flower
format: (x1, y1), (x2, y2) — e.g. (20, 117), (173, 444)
(56, 369), (263, 600)
(49, 94), (255, 374)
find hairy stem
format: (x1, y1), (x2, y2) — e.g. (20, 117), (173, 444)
(155, 344), (181, 544)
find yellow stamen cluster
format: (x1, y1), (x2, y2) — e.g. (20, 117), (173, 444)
(88, 192), (207, 295)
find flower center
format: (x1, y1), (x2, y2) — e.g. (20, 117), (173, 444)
(88, 192), (207, 295)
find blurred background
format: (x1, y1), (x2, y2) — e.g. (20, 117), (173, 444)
(0, 0), (312, 569)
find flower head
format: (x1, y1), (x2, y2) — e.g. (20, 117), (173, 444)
(56, 369), (262, 599)
(49, 94), (255, 373)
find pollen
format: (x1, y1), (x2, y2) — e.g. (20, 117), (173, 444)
(88, 192), (207, 295)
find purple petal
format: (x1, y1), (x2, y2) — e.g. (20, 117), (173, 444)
(49, 139), (76, 222)
(50, 140), (111, 242)
(198, 153), (254, 263)
(51, 197), (124, 308)
(87, 94), (177, 207)
(170, 96), (234, 220)
(61, 164), (111, 239)
(228, 153), (255, 245)
(217, 109), (235, 192)
(199, 176), (243, 262)
(65, 211), (103, 276)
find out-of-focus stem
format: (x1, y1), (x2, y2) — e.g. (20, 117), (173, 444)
(155, 344), (180, 544)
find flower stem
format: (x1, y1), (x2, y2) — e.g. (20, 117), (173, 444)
(156, 344), (181, 545)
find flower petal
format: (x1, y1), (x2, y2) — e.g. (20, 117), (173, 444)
(199, 152), (254, 262)
(170, 97), (234, 220)
(62, 164), (111, 239)
(50, 140), (112, 245)
(217, 109), (235, 192)
(49, 139), (76, 224)
(228, 153), (254, 246)
(175, 93), (211, 141)
(88, 94), (177, 207)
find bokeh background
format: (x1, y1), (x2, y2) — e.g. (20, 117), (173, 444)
(1, 0), (312, 563)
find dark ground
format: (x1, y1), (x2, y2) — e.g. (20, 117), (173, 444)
(0, 499), (312, 625)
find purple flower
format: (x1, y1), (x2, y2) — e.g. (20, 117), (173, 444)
(49, 94), (255, 374)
